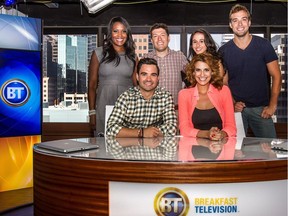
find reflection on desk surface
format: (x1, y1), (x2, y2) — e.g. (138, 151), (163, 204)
(34, 137), (288, 162)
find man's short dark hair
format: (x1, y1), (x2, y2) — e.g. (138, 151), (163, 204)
(137, 58), (160, 75)
(149, 23), (170, 36)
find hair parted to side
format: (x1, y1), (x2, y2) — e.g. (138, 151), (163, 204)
(137, 58), (160, 75)
(229, 4), (251, 22)
(101, 16), (136, 68)
(149, 23), (170, 36)
(186, 53), (223, 89)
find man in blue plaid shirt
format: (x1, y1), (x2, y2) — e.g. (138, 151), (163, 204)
(106, 58), (177, 138)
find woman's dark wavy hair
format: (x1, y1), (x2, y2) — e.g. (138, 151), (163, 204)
(101, 16), (136, 68)
(186, 53), (223, 90)
(187, 28), (221, 61)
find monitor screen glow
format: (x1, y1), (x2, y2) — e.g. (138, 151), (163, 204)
(0, 48), (41, 137)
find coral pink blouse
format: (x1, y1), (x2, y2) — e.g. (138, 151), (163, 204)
(178, 85), (236, 137)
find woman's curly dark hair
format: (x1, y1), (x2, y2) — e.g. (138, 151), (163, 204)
(101, 16), (136, 69)
(186, 53), (223, 90)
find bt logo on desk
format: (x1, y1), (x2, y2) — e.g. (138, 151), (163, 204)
(1, 79), (30, 106)
(154, 187), (190, 216)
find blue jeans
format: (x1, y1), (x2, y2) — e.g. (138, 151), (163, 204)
(241, 107), (276, 138)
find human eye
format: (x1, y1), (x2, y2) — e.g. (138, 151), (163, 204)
(200, 39), (205, 44)
(151, 73), (158, 77)
(231, 18), (238, 23)
(242, 17), (248, 22)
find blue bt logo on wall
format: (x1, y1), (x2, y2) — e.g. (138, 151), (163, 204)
(0, 48), (41, 137)
(1, 79), (30, 106)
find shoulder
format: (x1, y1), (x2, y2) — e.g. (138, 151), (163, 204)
(142, 51), (155, 58)
(170, 49), (186, 57)
(252, 35), (268, 43)
(219, 85), (232, 95)
(95, 47), (103, 59)
(179, 87), (194, 97)
(221, 85), (231, 91)
(117, 87), (137, 100)
(219, 40), (233, 52)
(156, 87), (173, 97)
(252, 35), (273, 48)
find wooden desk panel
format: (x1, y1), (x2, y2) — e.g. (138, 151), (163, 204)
(33, 149), (287, 216)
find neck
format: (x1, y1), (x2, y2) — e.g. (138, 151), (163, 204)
(197, 84), (209, 95)
(155, 48), (169, 58)
(233, 34), (252, 48)
(140, 89), (155, 100)
(113, 45), (125, 53)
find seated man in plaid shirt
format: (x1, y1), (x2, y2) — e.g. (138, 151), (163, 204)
(106, 57), (177, 138)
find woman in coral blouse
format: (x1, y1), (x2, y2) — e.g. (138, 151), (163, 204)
(178, 53), (236, 140)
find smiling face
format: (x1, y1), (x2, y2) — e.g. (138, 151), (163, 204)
(111, 22), (127, 50)
(151, 28), (170, 53)
(229, 10), (251, 38)
(136, 64), (159, 98)
(193, 61), (212, 87)
(192, 32), (207, 54)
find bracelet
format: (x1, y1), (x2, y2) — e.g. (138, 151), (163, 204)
(88, 109), (96, 116)
(138, 128), (142, 138)
(138, 138), (143, 146)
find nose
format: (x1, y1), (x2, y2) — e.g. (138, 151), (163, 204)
(146, 75), (152, 81)
(118, 31), (123, 37)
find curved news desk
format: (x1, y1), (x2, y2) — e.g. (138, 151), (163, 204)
(33, 137), (287, 216)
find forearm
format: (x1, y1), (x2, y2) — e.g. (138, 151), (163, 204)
(116, 128), (140, 138)
(267, 60), (281, 109)
(269, 82), (281, 109)
(160, 97), (177, 136)
(88, 88), (96, 110)
(159, 123), (177, 136)
(196, 130), (210, 139)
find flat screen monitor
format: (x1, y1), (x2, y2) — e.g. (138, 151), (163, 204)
(0, 14), (42, 51)
(0, 48), (41, 137)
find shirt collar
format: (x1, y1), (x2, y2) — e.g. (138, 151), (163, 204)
(152, 47), (171, 58)
(193, 84), (217, 98)
(133, 86), (162, 99)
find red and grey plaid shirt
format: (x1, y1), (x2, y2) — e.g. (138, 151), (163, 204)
(143, 48), (188, 104)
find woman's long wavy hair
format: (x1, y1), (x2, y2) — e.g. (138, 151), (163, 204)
(101, 16), (136, 69)
(186, 53), (223, 90)
(187, 28), (221, 61)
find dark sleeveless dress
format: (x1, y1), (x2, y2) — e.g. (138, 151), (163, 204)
(192, 107), (222, 130)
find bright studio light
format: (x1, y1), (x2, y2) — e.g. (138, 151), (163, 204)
(2, 0), (17, 7)
(81, 0), (116, 14)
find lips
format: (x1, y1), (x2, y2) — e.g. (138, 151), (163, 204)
(144, 81), (153, 86)
(199, 77), (207, 81)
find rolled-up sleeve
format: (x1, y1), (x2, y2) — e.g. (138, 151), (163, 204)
(106, 95), (127, 137)
(158, 93), (177, 136)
